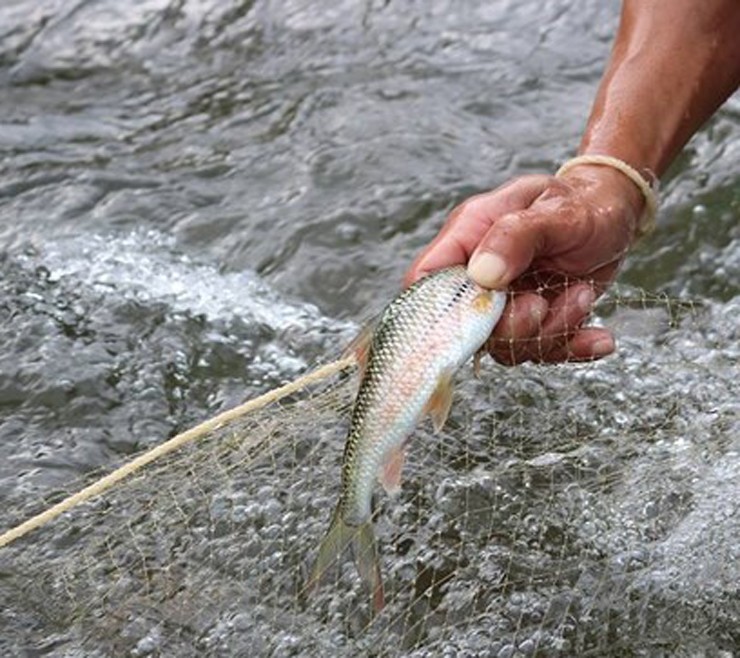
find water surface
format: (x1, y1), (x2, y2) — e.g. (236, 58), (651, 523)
(1, 1), (738, 655)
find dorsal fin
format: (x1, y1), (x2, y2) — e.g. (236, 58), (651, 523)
(341, 324), (374, 376)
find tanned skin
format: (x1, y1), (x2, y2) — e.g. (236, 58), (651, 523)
(405, 0), (740, 365)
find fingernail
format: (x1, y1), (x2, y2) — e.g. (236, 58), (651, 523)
(591, 336), (615, 357)
(576, 288), (596, 313)
(468, 253), (508, 289)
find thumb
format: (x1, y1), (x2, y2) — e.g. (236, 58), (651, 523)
(467, 211), (543, 289)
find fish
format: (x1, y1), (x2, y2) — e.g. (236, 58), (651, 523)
(306, 265), (506, 613)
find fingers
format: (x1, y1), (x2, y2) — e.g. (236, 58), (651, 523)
(488, 292), (547, 365)
(540, 283), (596, 340)
(466, 171), (638, 291)
(404, 171), (634, 366)
(404, 176), (551, 287)
(466, 179), (593, 290)
(490, 292), (548, 346)
(488, 282), (615, 365)
(467, 210), (544, 290)
(540, 328), (615, 363)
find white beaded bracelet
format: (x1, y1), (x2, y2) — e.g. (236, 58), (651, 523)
(556, 154), (659, 237)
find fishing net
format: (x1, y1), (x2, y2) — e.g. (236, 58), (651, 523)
(1, 285), (738, 657)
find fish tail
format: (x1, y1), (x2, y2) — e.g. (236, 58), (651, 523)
(306, 506), (385, 614)
(353, 520), (385, 613)
(306, 506), (351, 593)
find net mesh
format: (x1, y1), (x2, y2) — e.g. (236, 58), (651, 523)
(1, 287), (738, 657)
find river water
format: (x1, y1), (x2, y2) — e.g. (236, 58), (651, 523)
(1, 1), (738, 656)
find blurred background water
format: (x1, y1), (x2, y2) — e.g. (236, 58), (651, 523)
(0, 1), (738, 656)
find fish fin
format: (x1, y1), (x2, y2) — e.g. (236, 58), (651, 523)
(342, 324), (374, 376)
(351, 521), (385, 614)
(377, 445), (406, 496)
(424, 369), (454, 433)
(473, 346), (486, 378)
(306, 507), (385, 615)
(305, 506), (353, 595)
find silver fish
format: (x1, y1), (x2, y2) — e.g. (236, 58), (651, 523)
(307, 265), (506, 612)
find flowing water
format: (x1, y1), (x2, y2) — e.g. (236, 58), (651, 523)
(1, 1), (739, 656)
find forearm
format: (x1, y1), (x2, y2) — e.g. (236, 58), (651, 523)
(579, 0), (740, 178)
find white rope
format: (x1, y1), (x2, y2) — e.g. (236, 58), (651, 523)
(0, 356), (356, 549)
(557, 153), (659, 237)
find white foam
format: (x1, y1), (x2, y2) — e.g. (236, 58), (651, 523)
(27, 229), (353, 372)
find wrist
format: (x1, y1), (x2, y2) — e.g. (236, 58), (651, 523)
(558, 154), (658, 238)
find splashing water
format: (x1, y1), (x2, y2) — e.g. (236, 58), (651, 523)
(1, 0), (739, 655)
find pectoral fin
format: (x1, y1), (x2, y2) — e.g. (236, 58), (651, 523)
(378, 446), (406, 496)
(424, 369), (454, 433)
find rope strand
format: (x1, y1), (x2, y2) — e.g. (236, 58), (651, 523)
(0, 356), (355, 549)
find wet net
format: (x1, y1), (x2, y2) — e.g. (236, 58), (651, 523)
(1, 286), (738, 657)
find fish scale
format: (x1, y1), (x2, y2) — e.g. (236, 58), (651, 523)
(307, 265), (506, 613)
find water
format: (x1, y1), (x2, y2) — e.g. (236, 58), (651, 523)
(1, 0), (738, 655)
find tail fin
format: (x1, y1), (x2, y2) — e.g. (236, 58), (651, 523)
(306, 507), (385, 614)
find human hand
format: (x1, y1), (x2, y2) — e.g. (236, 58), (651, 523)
(404, 165), (646, 365)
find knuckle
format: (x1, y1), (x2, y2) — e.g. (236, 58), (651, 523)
(458, 194), (488, 217)
(447, 194), (485, 223)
